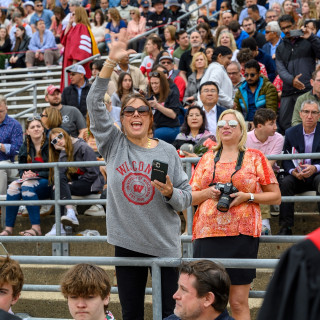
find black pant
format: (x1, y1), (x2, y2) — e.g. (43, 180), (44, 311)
(278, 94), (300, 134)
(115, 246), (178, 320)
(279, 173), (320, 227)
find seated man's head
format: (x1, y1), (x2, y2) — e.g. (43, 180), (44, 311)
(227, 61), (242, 85)
(173, 260), (230, 320)
(0, 256), (24, 312)
(61, 264), (111, 320)
(265, 21), (281, 43)
(253, 108), (277, 136)
(199, 81), (219, 110)
(244, 59), (260, 86)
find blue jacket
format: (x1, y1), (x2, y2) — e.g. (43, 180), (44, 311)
(235, 30), (249, 49)
(235, 76), (278, 120)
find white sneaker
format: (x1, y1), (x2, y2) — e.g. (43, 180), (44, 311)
(61, 211), (79, 227)
(18, 206), (28, 217)
(45, 223), (66, 236)
(40, 205), (54, 216)
(84, 204), (105, 216)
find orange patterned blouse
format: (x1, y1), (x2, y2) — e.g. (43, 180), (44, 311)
(190, 148), (278, 239)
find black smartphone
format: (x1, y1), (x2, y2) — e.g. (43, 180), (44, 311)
(289, 29), (304, 37)
(146, 95), (155, 101)
(151, 160), (168, 184)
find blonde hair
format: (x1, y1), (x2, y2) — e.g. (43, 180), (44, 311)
(75, 7), (90, 27)
(213, 109), (247, 152)
(217, 31), (237, 52)
(132, 7), (140, 19)
(190, 52), (208, 72)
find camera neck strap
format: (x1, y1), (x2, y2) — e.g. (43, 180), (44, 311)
(210, 148), (245, 185)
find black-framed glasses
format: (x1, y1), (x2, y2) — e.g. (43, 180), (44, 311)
(27, 115), (41, 122)
(244, 73), (258, 78)
(149, 71), (161, 78)
(36, 4), (43, 7)
(51, 132), (64, 145)
(40, 113), (48, 118)
(122, 106), (150, 117)
(217, 119), (239, 128)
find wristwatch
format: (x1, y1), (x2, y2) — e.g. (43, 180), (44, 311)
(248, 193), (254, 202)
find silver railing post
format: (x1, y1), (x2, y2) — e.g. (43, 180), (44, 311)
(152, 261), (162, 320)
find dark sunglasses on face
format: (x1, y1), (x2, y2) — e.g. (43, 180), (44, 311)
(244, 73), (258, 78)
(122, 106), (150, 117)
(27, 115), (41, 122)
(51, 132), (64, 145)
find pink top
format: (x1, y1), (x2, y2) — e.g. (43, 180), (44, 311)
(127, 17), (146, 39)
(246, 130), (284, 172)
(190, 148), (278, 239)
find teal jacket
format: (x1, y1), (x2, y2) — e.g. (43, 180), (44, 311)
(235, 76), (278, 120)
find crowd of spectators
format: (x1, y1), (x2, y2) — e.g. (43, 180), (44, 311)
(2, 0), (320, 318)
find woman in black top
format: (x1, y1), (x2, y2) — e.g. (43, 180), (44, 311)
(148, 70), (181, 143)
(9, 25), (30, 68)
(0, 27), (11, 69)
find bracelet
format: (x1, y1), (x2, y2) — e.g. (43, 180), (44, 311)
(103, 61), (117, 68)
(106, 57), (118, 64)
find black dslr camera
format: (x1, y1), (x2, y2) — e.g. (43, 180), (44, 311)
(215, 182), (238, 212)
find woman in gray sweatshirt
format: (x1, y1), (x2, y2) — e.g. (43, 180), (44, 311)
(86, 35), (192, 320)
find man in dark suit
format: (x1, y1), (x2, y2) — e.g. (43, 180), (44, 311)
(279, 100), (320, 235)
(198, 81), (226, 137)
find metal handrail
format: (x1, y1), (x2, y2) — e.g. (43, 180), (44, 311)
(63, 53), (101, 89)
(4, 83), (38, 119)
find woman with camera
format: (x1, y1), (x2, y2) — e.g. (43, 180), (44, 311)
(86, 33), (192, 320)
(190, 109), (281, 320)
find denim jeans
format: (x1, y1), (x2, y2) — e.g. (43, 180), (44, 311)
(154, 126), (180, 144)
(6, 178), (51, 227)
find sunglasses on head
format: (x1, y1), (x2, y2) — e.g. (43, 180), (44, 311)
(51, 132), (64, 145)
(40, 113), (48, 118)
(122, 106), (150, 117)
(217, 119), (239, 128)
(27, 115), (41, 122)
(149, 71), (161, 78)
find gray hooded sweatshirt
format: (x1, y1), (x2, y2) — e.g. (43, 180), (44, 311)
(87, 77), (192, 258)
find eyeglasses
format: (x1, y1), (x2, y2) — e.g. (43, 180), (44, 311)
(40, 113), (48, 118)
(122, 106), (150, 117)
(130, 12), (135, 14)
(149, 71), (161, 78)
(217, 119), (239, 128)
(27, 115), (41, 122)
(244, 73), (258, 78)
(161, 60), (172, 65)
(265, 30), (274, 33)
(301, 110), (320, 116)
(51, 132), (64, 145)
(36, 4), (43, 7)
(202, 89), (218, 93)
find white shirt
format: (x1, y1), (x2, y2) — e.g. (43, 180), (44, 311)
(203, 105), (217, 136)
